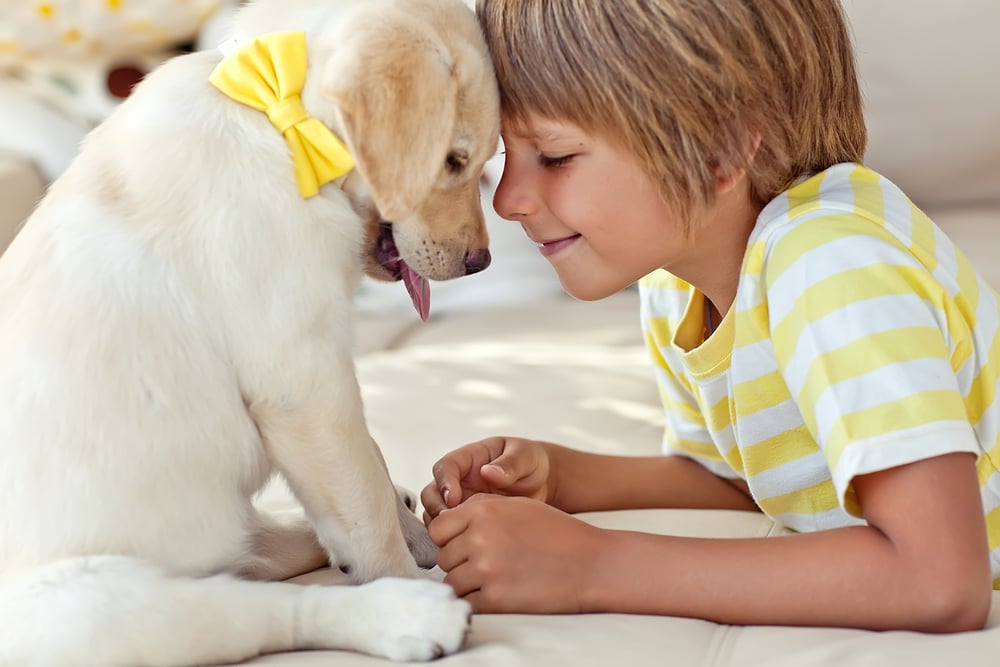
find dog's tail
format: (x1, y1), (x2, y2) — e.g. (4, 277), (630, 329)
(0, 555), (470, 666)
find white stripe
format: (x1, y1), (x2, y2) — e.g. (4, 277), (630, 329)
(973, 386), (1000, 447)
(690, 375), (730, 410)
(831, 421), (979, 504)
(747, 449), (828, 497)
(730, 337), (776, 384)
(781, 293), (944, 397)
(771, 507), (866, 532)
(736, 271), (764, 312)
(767, 233), (924, 327)
(664, 449), (741, 479)
(983, 478), (1000, 516)
(651, 365), (698, 410)
(734, 397), (804, 446)
(817, 164), (858, 205)
(813, 357), (960, 444)
(879, 176), (913, 243)
(709, 423), (737, 455)
(930, 223), (960, 290)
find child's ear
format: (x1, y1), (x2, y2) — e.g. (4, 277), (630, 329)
(714, 130), (762, 194)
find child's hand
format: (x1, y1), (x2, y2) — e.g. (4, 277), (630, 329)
(428, 494), (603, 614)
(420, 437), (553, 522)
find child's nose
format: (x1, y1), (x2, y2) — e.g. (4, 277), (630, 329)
(492, 165), (535, 221)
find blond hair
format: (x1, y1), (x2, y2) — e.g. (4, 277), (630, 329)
(477, 0), (867, 227)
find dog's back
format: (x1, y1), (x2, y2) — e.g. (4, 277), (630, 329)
(0, 0), (496, 663)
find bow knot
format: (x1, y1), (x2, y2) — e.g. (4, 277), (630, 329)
(209, 31), (354, 198)
(266, 97), (308, 134)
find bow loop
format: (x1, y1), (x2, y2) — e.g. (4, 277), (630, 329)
(209, 31), (354, 198)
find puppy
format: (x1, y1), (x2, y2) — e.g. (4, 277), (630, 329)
(0, 0), (499, 664)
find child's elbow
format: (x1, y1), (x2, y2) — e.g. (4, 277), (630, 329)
(917, 575), (992, 633)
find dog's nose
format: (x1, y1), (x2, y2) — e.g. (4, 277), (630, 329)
(464, 248), (491, 275)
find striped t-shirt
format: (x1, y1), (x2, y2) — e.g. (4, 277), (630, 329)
(639, 163), (1000, 588)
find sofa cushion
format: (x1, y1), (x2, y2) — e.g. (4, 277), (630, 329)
(844, 0), (1000, 210)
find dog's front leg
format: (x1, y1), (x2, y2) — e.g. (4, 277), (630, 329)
(250, 376), (423, 584)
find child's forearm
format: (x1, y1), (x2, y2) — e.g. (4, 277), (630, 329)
(582, 521), (989, 632)
(574, 452), (992, 632)
(543, 445), (758, 514)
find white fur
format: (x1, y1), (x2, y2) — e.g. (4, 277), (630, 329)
(0, 0), (498, 664)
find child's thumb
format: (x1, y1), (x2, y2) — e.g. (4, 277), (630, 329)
(480, 458), (518, 488)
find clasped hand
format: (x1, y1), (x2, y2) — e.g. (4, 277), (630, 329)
(420, 437), (603, 613)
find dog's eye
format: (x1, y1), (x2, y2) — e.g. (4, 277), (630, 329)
(445, 150), (468, 174)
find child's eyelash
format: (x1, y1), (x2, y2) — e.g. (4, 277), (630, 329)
(539, 154), (574, 168)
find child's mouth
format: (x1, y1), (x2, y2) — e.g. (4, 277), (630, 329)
(537, 234), (581, 257)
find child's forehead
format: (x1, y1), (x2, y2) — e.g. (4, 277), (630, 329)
(501, 114), (589, 142)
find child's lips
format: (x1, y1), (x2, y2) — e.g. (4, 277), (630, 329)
(537, 234), (581, 257)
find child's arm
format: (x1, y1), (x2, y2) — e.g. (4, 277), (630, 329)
(429, 451), (992, 632)
(421, 436), (757, 521)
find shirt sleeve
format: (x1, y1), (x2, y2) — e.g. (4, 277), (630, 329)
(763, 213), (980, 516)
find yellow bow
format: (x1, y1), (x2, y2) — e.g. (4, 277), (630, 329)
(209, 31), (354, 198)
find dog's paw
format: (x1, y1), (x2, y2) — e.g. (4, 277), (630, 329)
(349, 578), (471, 661)
(394, 484), (419, 513)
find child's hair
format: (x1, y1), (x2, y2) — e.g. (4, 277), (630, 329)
(477, 0), (868, 229)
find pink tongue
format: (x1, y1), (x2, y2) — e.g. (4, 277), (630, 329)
(400, 261), (430, 321)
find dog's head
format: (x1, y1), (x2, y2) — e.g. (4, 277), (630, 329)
(287, 0), (500, 318)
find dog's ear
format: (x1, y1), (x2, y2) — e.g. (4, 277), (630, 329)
(321, 18), (458, 221)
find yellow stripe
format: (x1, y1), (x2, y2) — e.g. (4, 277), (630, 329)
(908, 202), (939, 274)
(757, 478), (840, 517)
(849, 166), (884, 221)
(640, 270), (687, 290)
(669, 437), (725, 462)
(732, 370), (789, 417)
(825, 390), (969, 468)
(979, 440), (1000, 486)
(743, 239), (767, 277)
(952, 246), (981, 323)
(785, 170), (826, 217)
(771, 264), (945, 358)
(735, 301), (770, 347)
(962, 326), (1000, 426)
(658, 386), (703, 424)
(741, 423), (817, 474)
(987, 504), (1000, 552)
(723, 441), (745, 474)
(642, 328), (670, 372)
(763, 207), (918, 292)
(794, 326), (950, 432)
(704, 395), (732, 430)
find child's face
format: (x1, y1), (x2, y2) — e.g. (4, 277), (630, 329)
(493, 114), (686, 300)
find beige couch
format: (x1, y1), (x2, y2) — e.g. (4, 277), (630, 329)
(2, 1), (999, 664)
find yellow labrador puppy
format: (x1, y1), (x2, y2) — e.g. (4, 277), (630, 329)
(0, 0), (498, 665)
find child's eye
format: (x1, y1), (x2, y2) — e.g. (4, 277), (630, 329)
(539, 154), (574, 168)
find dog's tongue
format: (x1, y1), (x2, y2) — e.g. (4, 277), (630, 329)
(400, 261), (430, 321)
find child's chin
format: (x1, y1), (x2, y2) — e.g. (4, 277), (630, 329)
(557, 276), (623, 302)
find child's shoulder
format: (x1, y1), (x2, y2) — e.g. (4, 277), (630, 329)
(752, 162), (929, 265)
(761, 162), (905, 229)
